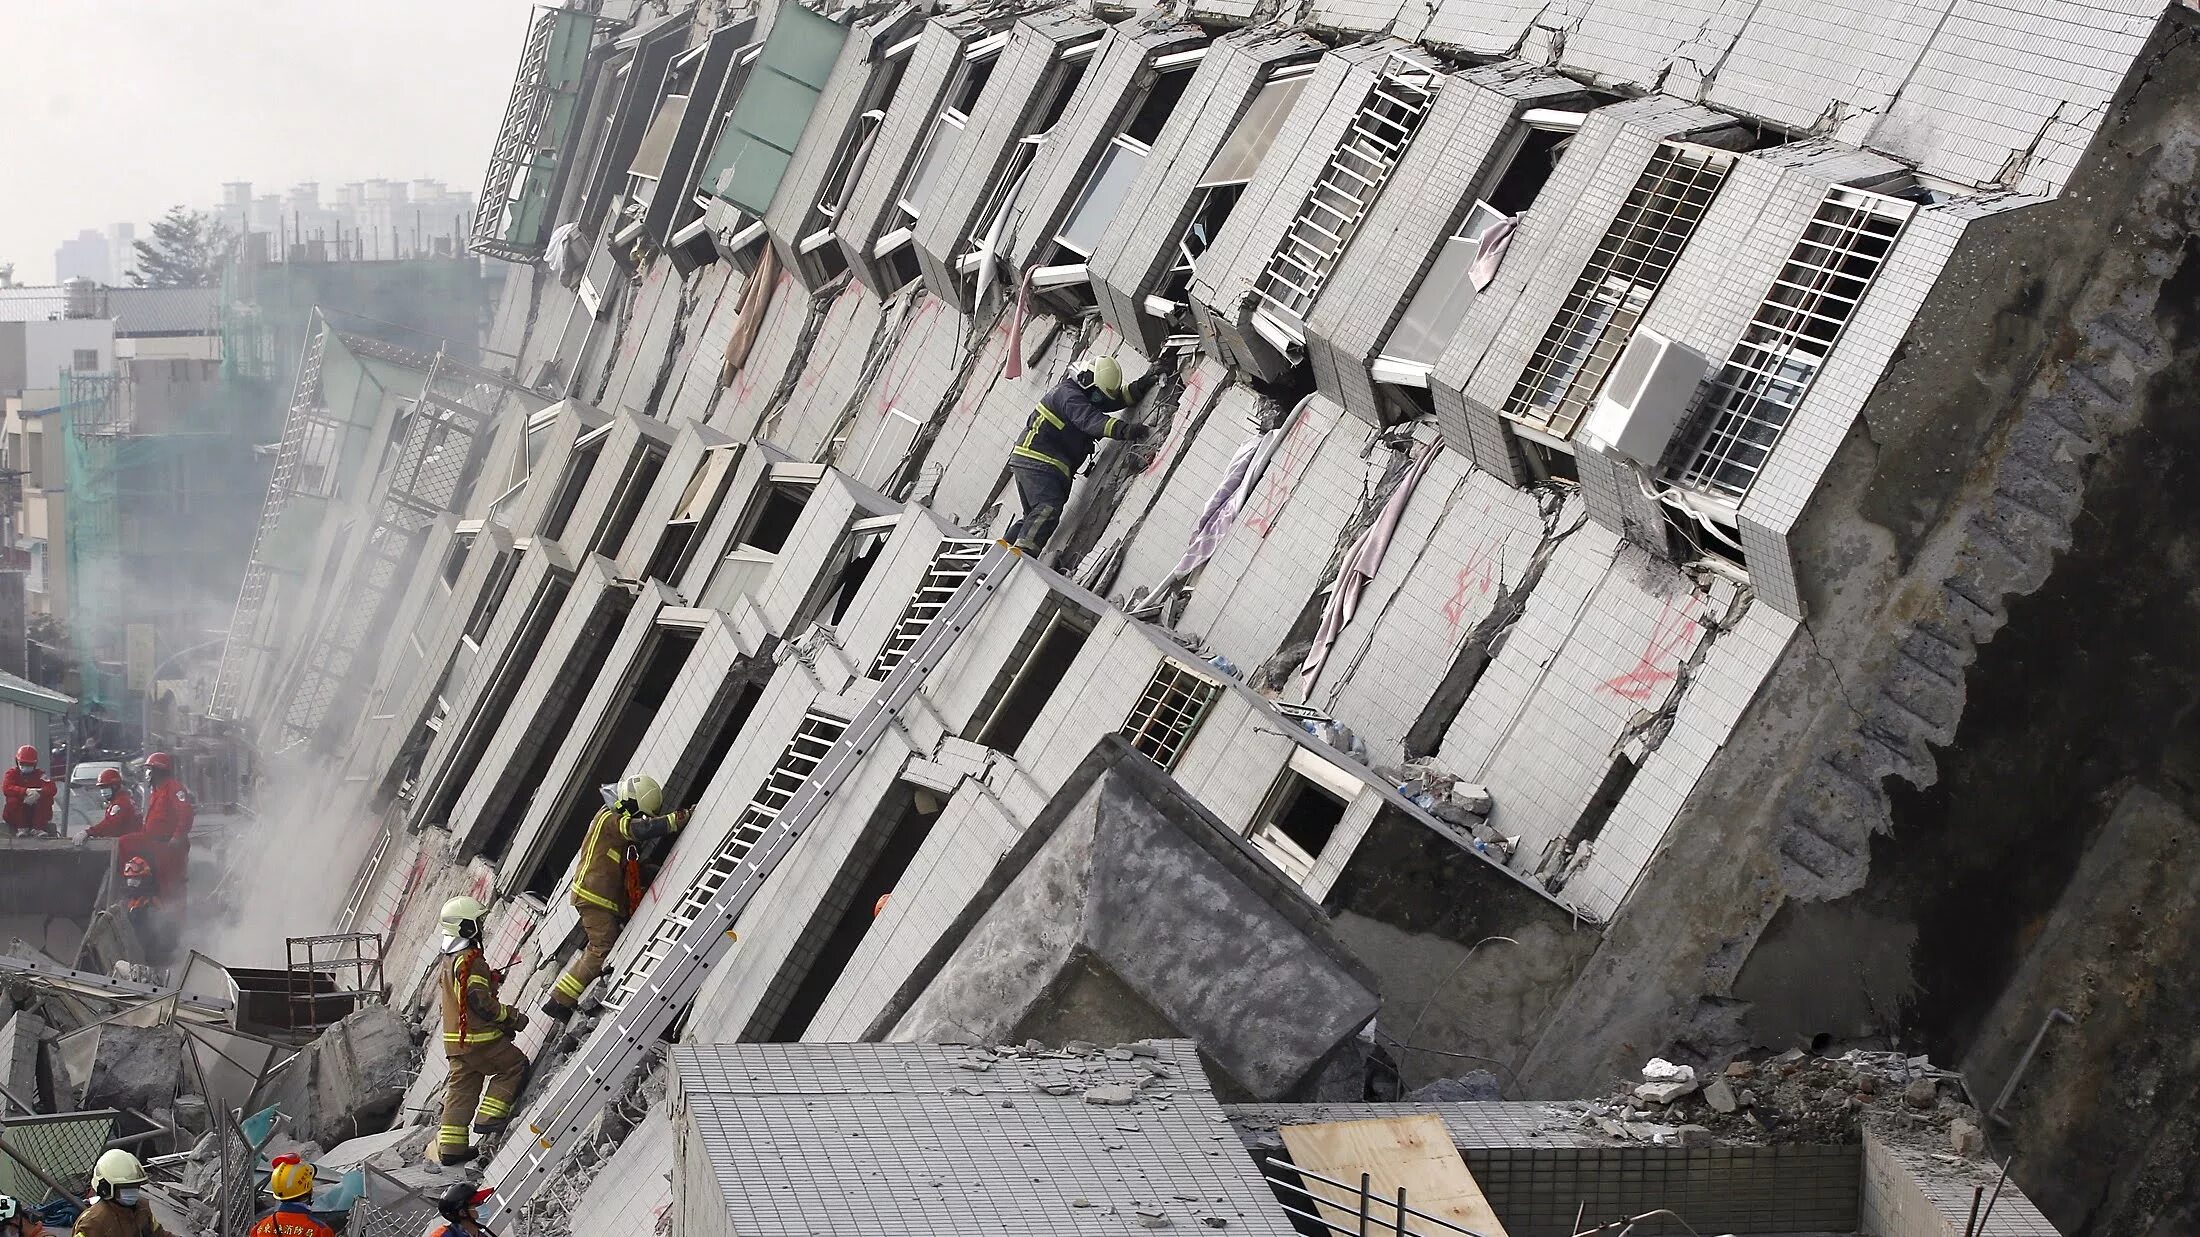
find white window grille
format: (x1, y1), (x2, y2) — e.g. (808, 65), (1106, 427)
(1252, 53), (1437, 336)
(1504, 142), (1733, 440)
(869, 539), (990, 678)
(1120, 661), (1221, 772)
(604, 709), (847, 1012)
(1672, 186), (1912, 501)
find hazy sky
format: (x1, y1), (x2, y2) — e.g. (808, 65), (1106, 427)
(0, 1), (536, 283)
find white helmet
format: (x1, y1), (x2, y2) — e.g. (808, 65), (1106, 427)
(615, 774), (664, 816)
(438, 895), (486, 954)
(94, 1148), (148, 1196)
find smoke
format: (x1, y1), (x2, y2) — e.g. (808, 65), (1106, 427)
(177, 745), (387, 969)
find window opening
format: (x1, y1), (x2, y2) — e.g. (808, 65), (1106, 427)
(886, 38), (1004, 243)
(1252, 53), (1438, 338)
(1249, 763), (1351, 883)
(419, 574), (573, 830)
(1120, 661), (1221, 772)
(541, 437), (604, 541)
(1126, 61), (1195, 144)
(1671, 185), (1910, 502)
(593, 446), (667, 557)
(464, 549), (521, 642)
(761, 786), (942, 1041)
(646, 445), (740, 583)
(798, 514), (897, 631)
(1147, 62), (1312, 317)
(870, 539), (989, 678)
(521, 628), (700, 895)
(1484, 122), (1572, 216)
(1378, 200), (1509, 377)
(700, 479), (812, 610)
(1503, 142), (1731, 440)
(441, 531), (477, 587)
(973, 609), (1094, 757)
(476, 589), (637, 862)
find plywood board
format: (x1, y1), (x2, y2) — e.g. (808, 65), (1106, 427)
(1279, 1114), (1511, 1237)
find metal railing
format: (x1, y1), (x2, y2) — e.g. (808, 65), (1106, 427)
(1262, 1157), (1495, 1237)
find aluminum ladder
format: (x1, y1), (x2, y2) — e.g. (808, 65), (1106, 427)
(484, 541), (1015, 1221)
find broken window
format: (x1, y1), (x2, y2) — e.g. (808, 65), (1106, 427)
(1252, 52), (1439, 347)
(1503, 142), (1732, 441)
(542, 425), (609, 541)
(441, 526), (479, 588)
(646, 444), (740, 583)
(796, 514), (898, 630)
(1120, 661), (1222, 772)
(1147, 61), (1313, 318)
(870, 539), (990, 679)
(700, 470), (815, 611)
(592, 443), (667, 557)
(1376, 201), (1509, 383)
(700, 5), (848, 215)
(474, 7), (596, 262)
(622, 84), (691, 224)
(1672, 185), (1911, 502)
(879, 33), (1006, 258)
(1248, 749), (1359, 883)
(971, 606), (1095, 756)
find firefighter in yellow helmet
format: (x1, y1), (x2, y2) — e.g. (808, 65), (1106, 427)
(73, 1150), (168, 1237)
(247, 1155), (333, 1237)
(541, 774), (689, 1022)
(1004, 356), (1155, 554)
(435, 895), (529, 1167)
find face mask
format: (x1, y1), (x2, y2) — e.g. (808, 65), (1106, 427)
(99, 787), (116, 803)
(116, 1188), (141, 1207)
(439, 933), (467, 954)
(126, 878), (148, 892)
(16, 765), (33, 776)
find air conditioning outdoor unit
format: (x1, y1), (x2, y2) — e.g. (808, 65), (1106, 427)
(1577, 328), (1708, 466)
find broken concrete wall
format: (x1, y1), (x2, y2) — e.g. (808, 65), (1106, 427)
(883, 736), (1379, 1099)
(261, 1004), (413, 1147)
(1509, 22), (2200, 1234)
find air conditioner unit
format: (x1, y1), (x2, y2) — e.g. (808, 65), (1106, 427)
(1577, 329), (1707, 465)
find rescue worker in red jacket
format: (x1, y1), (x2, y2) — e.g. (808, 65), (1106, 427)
(119, 855), (167, 962)
(431, 1183), (494, 1237)
(85, 768), (141, 839)
(2, 746), (56, 837)
(139, 754), (193, 902)
(246, 1156), (333, 1237)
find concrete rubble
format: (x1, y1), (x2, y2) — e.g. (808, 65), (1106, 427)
(1583, 1050), (1991, 1158)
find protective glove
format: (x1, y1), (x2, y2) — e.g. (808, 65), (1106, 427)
(1125, 372), (1160, 403)
(505, 1010), (530, 1033)
(1121, 422), (1155, 444)
(669, 807), (692, 832)
(24, 789), (40, 805)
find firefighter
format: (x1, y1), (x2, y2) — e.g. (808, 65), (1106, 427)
(118, 855), (166, 962)
(540, 774), (689, 1022)
(73, 1150), (169, 1237)
(0, 1192), (48, 1237)
(139, 754), (193, 903)
(436, 896), (530, 1167)
(431, 1184), (495, 1237)
(84, 769), (140, 839)
(1003, 356), (1156, 555)
(2, 746), (55, 838)
(246, 1155), (333, 1237)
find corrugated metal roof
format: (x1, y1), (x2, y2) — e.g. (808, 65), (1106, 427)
(106, 287), (220, 336)
(0, 670), (75, 715)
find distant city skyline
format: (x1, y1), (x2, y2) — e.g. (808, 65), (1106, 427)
(0, 0), (531, 283)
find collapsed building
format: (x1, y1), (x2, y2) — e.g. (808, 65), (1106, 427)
(199, 0), (2200, 1231)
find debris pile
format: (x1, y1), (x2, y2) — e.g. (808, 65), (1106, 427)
(1582, 1051), (1990, 1158)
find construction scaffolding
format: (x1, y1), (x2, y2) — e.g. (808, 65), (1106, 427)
(59, 371), (125, 707)
(472, 6), (605, 263)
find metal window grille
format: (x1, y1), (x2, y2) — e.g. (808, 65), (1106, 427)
(1504, 142), (1732, 439)
(606, 709), (847, 1011)
(1673, 185), (1911, 500)
(1253, 53), (1438, 330)
(1120, 661), (1221, 772)
(472, 9), (601, 262)
(870, 539), (990, 678)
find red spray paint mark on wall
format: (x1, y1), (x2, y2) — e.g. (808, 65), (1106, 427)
(1143, 367), (1210, 477)
(1600, 596), (1704, 701)
(1442, 540), (1502, 630)
(1243, 414), (1320, 537)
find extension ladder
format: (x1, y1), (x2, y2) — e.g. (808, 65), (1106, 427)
(483, 542), (1015, 1220)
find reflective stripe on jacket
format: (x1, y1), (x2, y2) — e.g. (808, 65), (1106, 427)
(441, 948), (507, 1046)
(1009, 376), (1131, 477)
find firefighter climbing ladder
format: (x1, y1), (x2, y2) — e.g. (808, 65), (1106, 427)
(483, 542), (1015, 1220)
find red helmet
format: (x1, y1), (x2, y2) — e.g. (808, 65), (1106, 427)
(145, 752), (173, 772)
(14, 746), (35, 764)
(98, 768), (123, 787)
(122, 856), (151, 879)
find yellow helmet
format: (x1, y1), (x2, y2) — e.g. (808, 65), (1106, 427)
(93, 1148), (147, 1193)
(1083, 356), (1125, 400)
(268, 1154), (315, 1201)
(617, 774), (664, 816)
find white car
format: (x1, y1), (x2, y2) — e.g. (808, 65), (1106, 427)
(70, 760), (124, 789)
